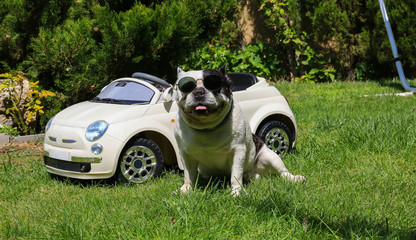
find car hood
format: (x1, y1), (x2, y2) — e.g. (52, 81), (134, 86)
(52, 101), (150, 127)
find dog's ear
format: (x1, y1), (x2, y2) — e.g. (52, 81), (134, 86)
(219, 64), (232, 87)
(218, 63), (227, 76)
(177, 67), (185, 76)
(162, 86), (176, 102)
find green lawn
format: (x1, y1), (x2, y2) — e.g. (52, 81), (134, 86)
(1, 80), (416, 239)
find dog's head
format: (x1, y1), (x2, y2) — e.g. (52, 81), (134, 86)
(175, 64), (232, 130)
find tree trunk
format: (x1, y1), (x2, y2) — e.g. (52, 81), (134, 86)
(283, 5), (299, 81)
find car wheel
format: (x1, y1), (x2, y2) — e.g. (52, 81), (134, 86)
(257, 120), (293, 156)
(117, 138), (164, 184)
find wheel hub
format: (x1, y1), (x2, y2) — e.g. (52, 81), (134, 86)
(120, 146), (157, 183)
(133, 159), (143, 169)
(264, 128), (290, 155)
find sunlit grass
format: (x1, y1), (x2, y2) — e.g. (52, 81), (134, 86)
(1, 80), (415, 239)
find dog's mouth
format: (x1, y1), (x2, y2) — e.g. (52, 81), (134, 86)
(196, 105), (207, 111)
(185, 104), (223, 116)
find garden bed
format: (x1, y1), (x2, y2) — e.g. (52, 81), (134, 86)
(0, 133), (44, 148)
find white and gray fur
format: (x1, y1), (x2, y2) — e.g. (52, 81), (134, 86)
(174, 65), (305, 196)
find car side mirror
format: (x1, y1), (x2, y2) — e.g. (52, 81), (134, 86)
(162, 87), (176, 102)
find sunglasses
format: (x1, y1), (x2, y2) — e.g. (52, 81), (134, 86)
(177, 75), (223, 93)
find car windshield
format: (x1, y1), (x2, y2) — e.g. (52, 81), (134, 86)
(91, 81), (155, 104)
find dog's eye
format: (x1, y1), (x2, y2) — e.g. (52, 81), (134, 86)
(178, 77), (196, 93)
(204, 75), (222, 92)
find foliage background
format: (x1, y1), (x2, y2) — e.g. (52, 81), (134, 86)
(1, 0), (416, 130)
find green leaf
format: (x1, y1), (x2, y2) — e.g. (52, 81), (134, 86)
(292, 38), (304, 45)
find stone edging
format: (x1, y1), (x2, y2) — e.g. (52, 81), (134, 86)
(0, 133), (44, 148)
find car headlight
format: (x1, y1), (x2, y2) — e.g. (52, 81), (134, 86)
(45, 116), (55, 132)
(85, 121), (108, 141)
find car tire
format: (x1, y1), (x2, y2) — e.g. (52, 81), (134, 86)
(257, 120), (294, 156)
(116, 138), (164, 184)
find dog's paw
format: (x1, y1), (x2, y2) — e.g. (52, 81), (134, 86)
(180, 184), (193, 193)
(231, 187), (247, 197)
(281, 172), (306, 183)
(231, 188), (241, 197)
(172, 184), (193, 195)
(293, 175), (306, 183)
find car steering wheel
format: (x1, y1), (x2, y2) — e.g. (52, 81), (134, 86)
(131, 72), (171, 88)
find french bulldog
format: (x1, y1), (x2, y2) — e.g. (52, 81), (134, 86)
(173, 64), (305, 196)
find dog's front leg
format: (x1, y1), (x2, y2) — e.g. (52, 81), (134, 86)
(180, 157), (199, 193)
(230, 168), (244, 197)
(230, 154), (245, 197)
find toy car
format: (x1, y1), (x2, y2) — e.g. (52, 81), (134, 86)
(43, 72), (297, 184)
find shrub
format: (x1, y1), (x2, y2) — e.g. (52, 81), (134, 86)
(182, 41), (287, 80)
(26, 18), (98, 104)
(22, 0), (239, 107)
(0, 124), (19, 136)
(0, 72), (55, 135)
(0, 0), (74, 73)
(257, 0), (336, 82)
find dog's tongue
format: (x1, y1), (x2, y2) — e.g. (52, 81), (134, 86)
(196, 105), (207, 111)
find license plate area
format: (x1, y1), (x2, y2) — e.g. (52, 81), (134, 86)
(49, 149), (71, 161)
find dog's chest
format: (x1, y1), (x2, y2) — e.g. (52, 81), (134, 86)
(175, 115), (252, 173)
(189, 145), (234, 173)
(179, 122), (235, 155)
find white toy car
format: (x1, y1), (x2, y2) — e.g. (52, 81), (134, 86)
(43, 72), (297, 184)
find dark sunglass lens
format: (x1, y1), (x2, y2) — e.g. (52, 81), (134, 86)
(178, 77), (197, 93)
(204, 75), (222, 91)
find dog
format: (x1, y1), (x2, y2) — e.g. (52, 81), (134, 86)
(173, 64), (305, 196)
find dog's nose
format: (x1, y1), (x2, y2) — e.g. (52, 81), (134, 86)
(193, 87), (205, 100)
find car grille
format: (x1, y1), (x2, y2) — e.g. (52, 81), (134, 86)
(44, 156), (91, 173)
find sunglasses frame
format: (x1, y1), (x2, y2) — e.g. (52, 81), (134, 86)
(177, 75), (224, 93)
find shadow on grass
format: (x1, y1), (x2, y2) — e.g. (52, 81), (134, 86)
(378, 81), (409, 91)
(242, 193), (416, 239)
(375, 78), (416, 92)
(300, 215), (415, 239)
(47, 164), (183, 188)
(48, 173), (118, 188)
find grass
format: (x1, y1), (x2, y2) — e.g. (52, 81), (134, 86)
(1, 79), (416, 239)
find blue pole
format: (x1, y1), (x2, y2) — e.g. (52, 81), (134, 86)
(378, 0), (416, 92)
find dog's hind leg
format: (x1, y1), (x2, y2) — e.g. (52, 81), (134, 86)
(257, 146), (306, 183)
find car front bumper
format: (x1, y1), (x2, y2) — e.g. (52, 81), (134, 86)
(43, 124), (125, 180)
